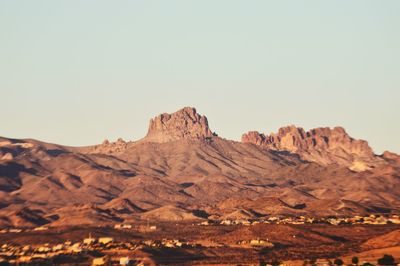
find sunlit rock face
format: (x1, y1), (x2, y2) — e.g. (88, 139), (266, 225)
(242, 125), (376, 170)
(144, 107), (213, 143)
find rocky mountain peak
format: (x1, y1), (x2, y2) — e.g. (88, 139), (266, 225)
(242, 125), (376, 169)
(144, 107), (214, 143)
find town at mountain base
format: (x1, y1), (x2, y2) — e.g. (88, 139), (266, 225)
(0, 107), (399, 227)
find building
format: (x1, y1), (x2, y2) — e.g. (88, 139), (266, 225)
(33, 226), (48, 231)
(250, 239), (274, 247)
(119, 257), (130, 265)
(92, 257), (107, 265)
(98, 237), (113, 245)
(68, 243), (82, 253)
(52, 244), (63, 251)
(83, 237), (96, 245)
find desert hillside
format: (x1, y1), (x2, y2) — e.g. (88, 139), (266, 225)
(0, 107), (399, 227)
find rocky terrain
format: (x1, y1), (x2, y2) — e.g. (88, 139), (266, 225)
(0, 107), (399, 227)
(142, 106), (214, 143)
(242, 126), (378, 170)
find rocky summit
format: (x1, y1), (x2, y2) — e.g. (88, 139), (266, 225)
(242, 126), (377, 170)
(0, 107), (399, 228)
(143, 107), (214, 143)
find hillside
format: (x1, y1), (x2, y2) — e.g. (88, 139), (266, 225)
(0, 107), (399, 227)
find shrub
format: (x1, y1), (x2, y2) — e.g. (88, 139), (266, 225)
(377, 254), (395, 265)
(334, 258), (344, 265)
(352, 257), (359, 265)
(362, 263), (374, 266)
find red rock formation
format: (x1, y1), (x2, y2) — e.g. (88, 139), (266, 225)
(92, 138), (128, 154)
(144, 107), (213, 143)
(242, 125), (376, 169)
(382, 151), (400, 165)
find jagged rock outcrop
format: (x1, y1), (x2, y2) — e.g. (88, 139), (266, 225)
(85, 107), (213, 153)
(91, 138), (128, 154)
(242, 125), (377, 170)
(143, 107), (214, 143)
(382, 151), (400, 165)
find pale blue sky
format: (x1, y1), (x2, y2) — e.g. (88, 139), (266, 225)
(1, 1), (399, 153)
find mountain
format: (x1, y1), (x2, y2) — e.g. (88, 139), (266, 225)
(242, 126), (378, 171)
(143, 107), (214, 143)
(0, 107), (399, 227)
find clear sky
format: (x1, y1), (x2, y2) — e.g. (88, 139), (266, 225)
(1, 1), (399, 153)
